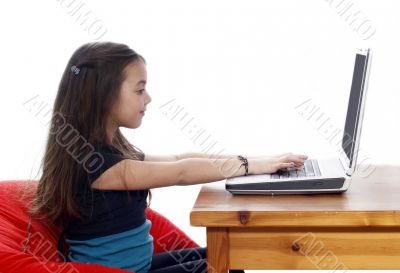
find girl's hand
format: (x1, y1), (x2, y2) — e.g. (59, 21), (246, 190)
(248, 153), (308, 175)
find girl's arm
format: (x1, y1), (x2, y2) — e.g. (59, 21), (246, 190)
(91, 154), (307, 191)
(91, 157), (248, 191)
(94, 153), (256, 190)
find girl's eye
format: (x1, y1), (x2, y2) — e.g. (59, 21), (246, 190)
(137, 89), (145, 94)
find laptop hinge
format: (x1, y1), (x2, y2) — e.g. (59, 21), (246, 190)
(339, 153), (351, 176)
(345, 168), (353, 177)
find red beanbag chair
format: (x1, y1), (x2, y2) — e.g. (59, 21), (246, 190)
(0, 180), (200, 273)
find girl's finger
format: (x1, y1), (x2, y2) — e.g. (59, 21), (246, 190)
(286, 154), (307, 163)
(279, 162), (294, 169)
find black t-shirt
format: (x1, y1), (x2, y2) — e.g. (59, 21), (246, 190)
(66, 143), (148, 240)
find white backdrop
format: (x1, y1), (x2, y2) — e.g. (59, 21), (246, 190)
(1, 1), (399, 272)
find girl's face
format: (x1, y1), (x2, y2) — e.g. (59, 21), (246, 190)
(110, 59), (151, 130)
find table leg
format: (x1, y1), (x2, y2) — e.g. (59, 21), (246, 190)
(206, 227), (229, 273)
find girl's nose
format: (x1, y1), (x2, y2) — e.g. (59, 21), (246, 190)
(146, 92), (152, 104)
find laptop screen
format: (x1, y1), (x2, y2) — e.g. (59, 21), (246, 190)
(341, 52), (368, 168)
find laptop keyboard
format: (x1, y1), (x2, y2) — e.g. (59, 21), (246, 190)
(271, 159), (321, 179)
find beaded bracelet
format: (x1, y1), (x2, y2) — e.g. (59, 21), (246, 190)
(237, 155), (249, 176)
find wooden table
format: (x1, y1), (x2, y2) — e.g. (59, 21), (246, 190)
(190, 165), (400, 272)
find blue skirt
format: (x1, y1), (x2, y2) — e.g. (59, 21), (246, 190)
(66, 219), (154, 273)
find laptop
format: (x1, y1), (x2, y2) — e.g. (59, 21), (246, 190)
(225, 48), (372, 194)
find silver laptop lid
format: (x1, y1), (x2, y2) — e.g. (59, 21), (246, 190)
(339, 48), (371, 176)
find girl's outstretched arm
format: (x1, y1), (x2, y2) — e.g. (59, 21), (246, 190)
(90, 154), (306, 190)
(90, 157), (247, 191)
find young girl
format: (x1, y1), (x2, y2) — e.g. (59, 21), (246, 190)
(28, 41), (307, 273)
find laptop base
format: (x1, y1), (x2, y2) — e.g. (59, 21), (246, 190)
(226, 177), (347, 195)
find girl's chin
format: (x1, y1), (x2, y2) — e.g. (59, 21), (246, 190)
(122, 121), (142, 129)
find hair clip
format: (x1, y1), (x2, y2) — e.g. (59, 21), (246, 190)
(70, 65), (80, 75)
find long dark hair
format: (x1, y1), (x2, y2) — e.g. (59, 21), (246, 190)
(28, 41), (152, 230)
